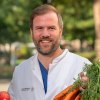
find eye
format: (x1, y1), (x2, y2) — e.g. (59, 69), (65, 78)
(48, 26), (56, 30)
(35, 26), (43, 30)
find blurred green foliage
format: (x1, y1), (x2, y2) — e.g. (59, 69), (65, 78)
(0, 0), (42, 43)
(52, 0), (94, 45)
(0, 0), (95, 46)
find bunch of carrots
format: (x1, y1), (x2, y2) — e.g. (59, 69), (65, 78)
(54, 85), (81, 100)
(54, 61), (100, 100)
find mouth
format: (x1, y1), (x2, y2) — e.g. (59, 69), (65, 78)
(38, 39), (53, 47)
(39, 39), (52, 43)
(41, 40), (51, 43)
(40, 40), (51, 45)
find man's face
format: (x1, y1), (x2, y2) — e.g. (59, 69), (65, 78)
(31, 12), (62, 55)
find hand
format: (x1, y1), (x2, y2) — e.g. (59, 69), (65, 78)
(79, 72), (89, 91)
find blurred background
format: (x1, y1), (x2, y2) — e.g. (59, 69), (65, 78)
(0, 0), (100, 91)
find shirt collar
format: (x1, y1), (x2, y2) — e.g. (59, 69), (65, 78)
(52, 49), (68, 63)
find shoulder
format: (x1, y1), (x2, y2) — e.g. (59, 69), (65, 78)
(14, 54), (37, 74)
(66, 49), (91, 64)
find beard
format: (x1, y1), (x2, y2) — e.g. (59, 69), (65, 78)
(33, 37), (61, 55)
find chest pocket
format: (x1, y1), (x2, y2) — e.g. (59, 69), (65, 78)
(15, 86), (36, 100)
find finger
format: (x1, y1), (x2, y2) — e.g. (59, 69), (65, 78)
(79, 72), (89, 91)
(80, 72), (86, 78)
(79, 86), (86, 91)
(80, 72), (88, 82)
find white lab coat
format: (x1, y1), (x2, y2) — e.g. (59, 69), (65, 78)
(8, 49), (91, 100)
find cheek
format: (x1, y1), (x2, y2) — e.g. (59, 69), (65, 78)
(53, 32), (62, 39)
(32, 33), (39, 40)
(31, 29), (40, 39)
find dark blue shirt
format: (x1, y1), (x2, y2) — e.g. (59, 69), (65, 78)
(38, 60), (48, 93)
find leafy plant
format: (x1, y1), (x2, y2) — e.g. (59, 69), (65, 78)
(71, 61), (100, 100)
(82, 61), (100, 100)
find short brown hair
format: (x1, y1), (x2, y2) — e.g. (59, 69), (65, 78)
(30, 4), (63, 29)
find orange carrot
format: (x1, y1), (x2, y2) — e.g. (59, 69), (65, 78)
(63, 87), (79, 100)
(75, 94), (81, 100)
(54, 85), (73, 100)
(54, 85), (81, 100)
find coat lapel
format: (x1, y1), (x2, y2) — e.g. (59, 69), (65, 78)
(31, 54), (44, 87)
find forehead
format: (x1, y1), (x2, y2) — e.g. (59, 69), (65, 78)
(34, 12), (58, 22)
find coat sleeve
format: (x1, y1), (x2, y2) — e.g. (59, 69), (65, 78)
(8, 80), (15, 100)
(8, 68), (17, 100)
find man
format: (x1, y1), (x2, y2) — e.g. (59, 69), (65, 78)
(8, 4), (91, 100)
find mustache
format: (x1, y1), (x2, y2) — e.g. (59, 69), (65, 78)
(39, 37), (53, 42)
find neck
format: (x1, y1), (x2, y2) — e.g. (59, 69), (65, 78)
(38, 48), (63, 70)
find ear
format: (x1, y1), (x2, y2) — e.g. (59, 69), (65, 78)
(60, 28), (63, 36)
(30, 28), (33, 37)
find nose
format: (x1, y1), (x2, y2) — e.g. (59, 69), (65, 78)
(41, 28), (50, 37)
